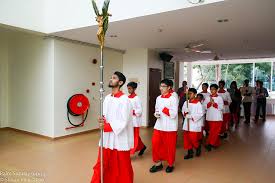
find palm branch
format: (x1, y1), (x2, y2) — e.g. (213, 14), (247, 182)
(103, 18), (109, 35)
(92, 0), (100, 16)
(102, 0), (110, 16)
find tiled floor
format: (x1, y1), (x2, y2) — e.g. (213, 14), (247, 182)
(1, 117), (275, 183)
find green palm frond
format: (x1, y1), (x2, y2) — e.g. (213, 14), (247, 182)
(102, 0), (110, 16)
(92, 0), (100, 16)
(103, 18), (109, 35)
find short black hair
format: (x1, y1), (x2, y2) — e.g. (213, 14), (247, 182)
(188, 88), (197, 94)
(256, 80), (264, 86)
(167, 79), (174, 87)
(210, 84), (219, 90)
(230, 81), (237, 87)
(197, 93), (204, 99)
(160, 79), (170, 86)
(218, 80), (225, 85)
(127, 82), (138, 89)
(202, 83), (209, 88)
(256, 80), (263, 84)
(244, 79), (249, 84)
(114, 71), (126, 87)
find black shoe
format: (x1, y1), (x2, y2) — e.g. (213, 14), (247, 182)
(262, 118), (266, 122)
(260, 115), (263, 119)
(205, 144), (212, 152)
(138, 145), (147, 156)
(149, 164), (163, 173)
(196, 145), (201, 157)
(223, 133), (228, 138)
(220, 133), (228, 139)
(165, 166), (174, 173)
(184, 149), (194, 159)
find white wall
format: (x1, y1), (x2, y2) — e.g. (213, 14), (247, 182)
(0, 27), (124, 137)
(53, 40), (123, 137)
(123, 49), (149, 126)
(0, 28), (9, 128)
(0, 0), (46, 33)
(8, 30), (54, 137)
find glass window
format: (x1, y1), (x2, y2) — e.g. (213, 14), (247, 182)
(272, 62), (275, 91)
(192, 64), (216, 90)
(221, 63), (253, 88)
(255, 62), (271, 91)
(183, 62), (188, 81)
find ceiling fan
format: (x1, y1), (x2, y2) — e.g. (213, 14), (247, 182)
(184, 42), (213, 54)
(156, 45), (212, 54)
(205, 53), (259, 61)
(200, 53), (221, 61)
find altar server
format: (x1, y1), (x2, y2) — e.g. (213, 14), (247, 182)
(127, 82), (147, 156)
(150, 79), (178, 173)
(91, 71), (134, 183)
(182, 88), (204, 159)
(204, 84), (224, 151)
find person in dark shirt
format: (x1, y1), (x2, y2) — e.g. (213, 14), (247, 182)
(240, 79), (255, 124)
(177, 81), (188, 124)
(228, 81), (242, 127)
(255, 80), (269, 122)
(177, 81), (188, 111)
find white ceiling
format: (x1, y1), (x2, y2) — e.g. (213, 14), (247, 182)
(53, 0), (275, 61)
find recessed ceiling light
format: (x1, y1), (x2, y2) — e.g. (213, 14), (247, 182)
(158, 28), (163, 33)
(217, 19), (229, 23)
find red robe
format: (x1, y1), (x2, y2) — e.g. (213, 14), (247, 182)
(128, 93), (145, 154)
(218, 89), (232, 134)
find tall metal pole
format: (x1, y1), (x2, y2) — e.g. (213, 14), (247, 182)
(91, 1), (111, 182)
(100, 46), (104, 183)
(186, 90), (190, 131)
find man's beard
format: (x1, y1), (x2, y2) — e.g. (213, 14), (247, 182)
(108, 81), (119, 88)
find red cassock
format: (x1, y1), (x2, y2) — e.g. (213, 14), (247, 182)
(218, 89), (232, 134)
(207, 121), (223, 147)
(128, 93), (145, 154)
(152, 129), (177, 166)
(130, 127), (145, 154)
(91, 148), (133, 183)
(221, 113), (231, 134)
(183, 131), (201, 150)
